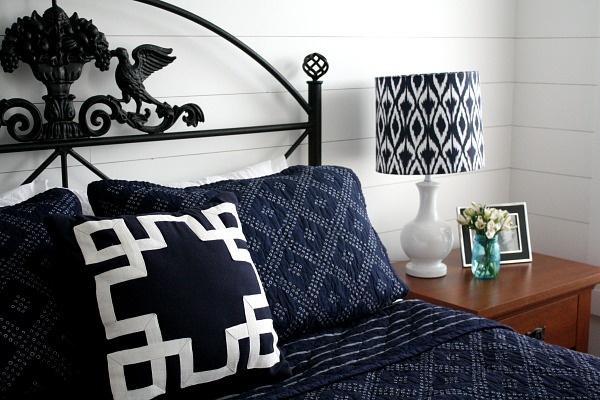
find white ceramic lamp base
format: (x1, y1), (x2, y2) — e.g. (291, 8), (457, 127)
(401, 177), (453, 278)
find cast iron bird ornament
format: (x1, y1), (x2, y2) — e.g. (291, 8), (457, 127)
(110, 44), (175, 115)
(78, 43), (204, 135)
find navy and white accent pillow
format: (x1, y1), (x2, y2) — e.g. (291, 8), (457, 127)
(88, 165), (409, 341)
(0, 188), (81, 398)
(44, 192), (290, 400)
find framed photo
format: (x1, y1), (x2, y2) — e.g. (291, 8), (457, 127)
(457, 202), (532, 267)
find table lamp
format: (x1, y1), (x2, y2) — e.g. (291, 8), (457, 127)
(375, 71), (484, 278)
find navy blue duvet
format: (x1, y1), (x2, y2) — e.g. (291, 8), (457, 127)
(233, 300), (600, 399)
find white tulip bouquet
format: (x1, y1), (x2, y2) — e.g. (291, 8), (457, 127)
(457, 202), (516, 239)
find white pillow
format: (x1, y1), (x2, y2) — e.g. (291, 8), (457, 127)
(68, 188), (94, 216)
(30, 156), (289, 215)
(270, 155), (289, 173)
(0, 179), (96, 216)
(0, 179), (50, 207)
(166, 155), (288, 188)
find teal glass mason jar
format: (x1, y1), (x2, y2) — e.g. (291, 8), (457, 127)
(471, 233), (500, 279)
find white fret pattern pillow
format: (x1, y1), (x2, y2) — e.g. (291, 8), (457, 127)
(44, 192), (290, 400)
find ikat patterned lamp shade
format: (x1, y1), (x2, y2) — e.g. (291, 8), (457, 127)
(375, 71), (485, 176)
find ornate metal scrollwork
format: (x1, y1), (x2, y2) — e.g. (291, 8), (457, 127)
(0, 98), (44, 142)
(0, 0), (204, 142)
(79, 95), (204, 136)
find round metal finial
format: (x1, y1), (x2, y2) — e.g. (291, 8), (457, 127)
(303, 53), (329, 81)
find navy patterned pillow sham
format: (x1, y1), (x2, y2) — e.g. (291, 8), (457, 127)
(88, 165), (409, 341)
(44, 192), (290, 400)
(0, 188), (81, 398)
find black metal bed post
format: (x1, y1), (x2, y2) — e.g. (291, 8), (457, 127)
(307, 80), (322, 166)
(301, 53), (329, 166)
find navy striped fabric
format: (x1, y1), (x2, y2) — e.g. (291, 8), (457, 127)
(231, 300), (502, 399)
(231, 300), (600, 399)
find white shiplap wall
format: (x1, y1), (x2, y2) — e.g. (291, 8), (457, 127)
(513, 0), (600, 355)
(513, 1), (597, 261)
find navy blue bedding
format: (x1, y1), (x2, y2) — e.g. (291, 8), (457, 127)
(232, 300), (600, 399)
(6, 167), (599, 399)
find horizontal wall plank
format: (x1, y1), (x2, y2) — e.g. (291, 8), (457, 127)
(516, 0), (600, 38)
(3, 0), (515, 39)
(480, 83), (514, 128)
(166, 0), (517, 39)
(483, 126), (512, 171)
(511, 127), (591, 177)
(515, 38), (598, 85)
(510, 169), (590, 224)
(526, 214), (589, 263)
(513, 83), (596, 132)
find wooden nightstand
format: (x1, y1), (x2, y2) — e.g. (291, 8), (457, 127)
(392, 249), (600, 352)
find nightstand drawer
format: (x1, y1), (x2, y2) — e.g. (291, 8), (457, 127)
(498, 295), (578, 349)
(393, 251), (600, 352)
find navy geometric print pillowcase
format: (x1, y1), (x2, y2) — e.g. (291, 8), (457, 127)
(88, 165), (409, 341)
(44, 192), (290, 400)
(0, 188), (82, 398)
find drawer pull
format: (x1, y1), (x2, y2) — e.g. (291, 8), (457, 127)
(526, 326), (546, 341)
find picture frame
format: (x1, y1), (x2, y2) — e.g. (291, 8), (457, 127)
(457, 202), (532, 267)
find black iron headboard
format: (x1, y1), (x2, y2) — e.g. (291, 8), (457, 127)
(0, 0), (328, 187)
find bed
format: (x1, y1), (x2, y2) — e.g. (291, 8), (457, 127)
(1, 1), (600, 399)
